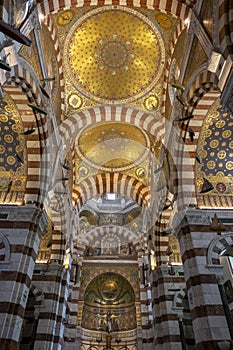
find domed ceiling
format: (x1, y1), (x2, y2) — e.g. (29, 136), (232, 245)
(63, 6), (166, 104)
(82, 272), (136, 331)
(75, 122), (150, 173)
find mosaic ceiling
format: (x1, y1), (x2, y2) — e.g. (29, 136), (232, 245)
(75, 122), (150, 173)
(81, 272), (137, 331)
(196, 99), (233, 207)
(52, 6), (178, 113)
(63, 6), (166, 104)
(0, 93), (27, 204)
(73, 121), (155, 187)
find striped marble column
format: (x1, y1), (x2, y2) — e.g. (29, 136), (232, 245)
(32, 262), (69, 350)
(151, 265), (186, 350)
(178, 208), (232, 350)
(0, 204), (47, 350)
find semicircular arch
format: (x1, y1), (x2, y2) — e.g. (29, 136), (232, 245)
(73, 173), (150, 209)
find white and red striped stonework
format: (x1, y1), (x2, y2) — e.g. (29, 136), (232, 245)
(0, 0), (232, 349)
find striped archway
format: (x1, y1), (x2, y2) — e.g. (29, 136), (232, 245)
(76, 225), (144, 258)
(60, 105), (165, 144)
(176, 90), (220, 209)
(73, 173), (150, 210)
(207, 232), (233, 266)
(38, 0), (195, 18)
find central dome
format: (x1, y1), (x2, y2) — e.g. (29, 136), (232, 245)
(63, 6), (165, 103)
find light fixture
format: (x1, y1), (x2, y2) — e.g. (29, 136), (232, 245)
(21, 126), (35, 135)
(188, 127), (195, 142)
(0, 59), (11, 71)
(39, 84), (50, 99)
(168, 264), (175, 276)
(62, 163), (71, 171)
(195, 153), (201, 164)
(176, 95), (189, 107)
(57, 177), (69, 181)
(169, 79), (185, 92)
(200, 178), (214, 193)
(161, 228), (173, 236)
(46, 241), (52, 248)
(28, 103), (47, 115)
(174, 114), (194, 122)
(0, 19), (31, 46)
(41, 77), (55, 83)
(16, 153), (24, 164)
(150, 249), (156, 271)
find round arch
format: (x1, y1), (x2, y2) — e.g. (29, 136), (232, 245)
(60, 105), (165, 145)
(73, 173), (150, 209)
(207, 232), (233, 266)
(80, 272), (137, 332)
(76, 225), (144, 258)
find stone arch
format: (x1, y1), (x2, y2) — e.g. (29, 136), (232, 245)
(0, 233), (10, 263)
(79, 267), (140, 301)
(5, 64), (42, 104)
(77, 225), (144, 258)
(38, 0), (194, 21)
(186, 71), (219, 114)
(207, 232), (233, 266)
(60, 105), (165, 144)
(73, 173), (150, 210)
(175, 90), (220, 209)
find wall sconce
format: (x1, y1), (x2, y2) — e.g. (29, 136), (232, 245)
(28, 103), (47, 116)
(150, 249), (156, 271)
(0, 19), (32, 46)
(168, 264), (175, 276)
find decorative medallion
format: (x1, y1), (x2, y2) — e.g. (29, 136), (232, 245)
(57, 10), (74, 26)
(144, 95), (159, 111)
(101, 280), (119, 300)
(67, 92), (83, 110)
(63, 6), (165, 104)
(135, 167), (146, 179)
(157, 13), (172, 28)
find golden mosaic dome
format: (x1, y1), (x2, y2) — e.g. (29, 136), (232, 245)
(63, 6), (165, 104)
(75, 122), (150, 172)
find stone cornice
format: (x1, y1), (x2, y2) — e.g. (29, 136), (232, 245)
(0, 204), (48, 234)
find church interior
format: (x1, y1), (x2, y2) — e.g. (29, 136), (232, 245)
(0, 0), (233, 349)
